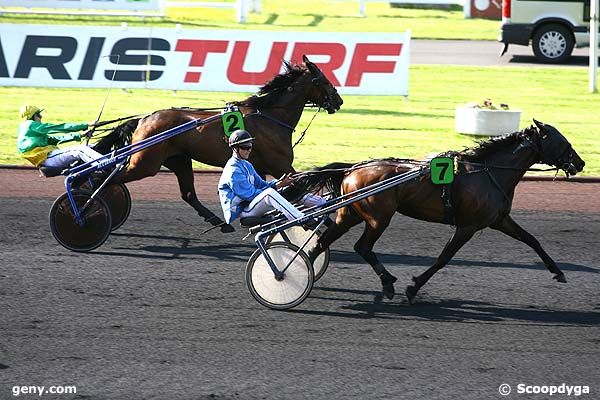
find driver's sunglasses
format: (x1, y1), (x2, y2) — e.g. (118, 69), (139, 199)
(238, 145), (252, 151)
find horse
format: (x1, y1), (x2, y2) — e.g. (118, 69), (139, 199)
(94, 55), (343, 232)
(289, 120), (585, 304)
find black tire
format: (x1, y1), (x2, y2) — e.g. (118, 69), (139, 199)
(80, 180), (132, 231)
(245, 242), (314, 310)
(102, 184), (131, 231)
(532, 23), (574, 64)
(49, 190), (112, 252)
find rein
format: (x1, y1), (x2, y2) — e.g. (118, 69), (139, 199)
(246, 109), (296, 132)
(293, 107), (321, 148)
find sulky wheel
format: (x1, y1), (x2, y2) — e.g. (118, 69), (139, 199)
(49, 190), (112, 252)
(80, 181), (131, 231)
(271, 226), (330, 282)
(100, 183), (131, 231)
(245, 242), (314, 310)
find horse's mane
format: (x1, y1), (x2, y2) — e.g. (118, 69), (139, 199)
(236, 61), (307, 109)
(93, 118), (138, 154)
(459, 126), (537, 162)
(285, 127), (543, 203)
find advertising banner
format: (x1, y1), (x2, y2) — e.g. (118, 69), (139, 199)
(0, 24), (410, 95)
(0, 0), (162, 11)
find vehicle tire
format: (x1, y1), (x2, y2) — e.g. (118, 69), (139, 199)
(245, 242), (314, 310)
(271, 226), (330, 282)
(532, 23), (574, 63)
(101, 184), (131, 231)
(80, 180), (131, 231)
(49, 190), (112, 252)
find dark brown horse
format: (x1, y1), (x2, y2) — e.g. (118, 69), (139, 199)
(94, 55), (343, 232)
(290, 120), (585, 304)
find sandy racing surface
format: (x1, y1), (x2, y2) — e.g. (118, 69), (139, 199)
(1, 168), (599, 399)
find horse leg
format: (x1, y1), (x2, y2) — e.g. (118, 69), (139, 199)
(491, 215), (566, 283)
(354, 220), (397, 300)
(306, 209), (362, 264)
(406, 226), (477, 305)
(163, 156), (235, 233)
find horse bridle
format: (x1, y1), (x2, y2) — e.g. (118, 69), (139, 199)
(518, 128), (575, 173)
(308, 68), (339, 112)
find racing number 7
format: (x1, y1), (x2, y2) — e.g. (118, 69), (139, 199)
(430, 157), (454, 185)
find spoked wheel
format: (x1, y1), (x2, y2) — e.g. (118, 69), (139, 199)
(49, 190), (112, 252)
(100, 184), (131, 231)
(245, 242), (314, 310)
(80, 180), (131, 231)
(271, 226), (330, 282)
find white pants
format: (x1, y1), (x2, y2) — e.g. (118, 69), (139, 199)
(41, 145), (103, 169)
(240, 188), (325, 222)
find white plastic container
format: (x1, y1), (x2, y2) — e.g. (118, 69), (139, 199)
(455, 107), (521, 136)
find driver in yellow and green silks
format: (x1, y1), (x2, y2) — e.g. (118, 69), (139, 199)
(16, 104), (103, 169)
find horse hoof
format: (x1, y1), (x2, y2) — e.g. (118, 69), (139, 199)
(405, 285), (418, 305)
(220, 224), (235, 233)
(374, 293), (384, 303)
(382, 283), (395, 300)
(553, 273), (567, 283)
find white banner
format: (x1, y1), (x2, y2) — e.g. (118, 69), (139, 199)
(0, 24), (410, 95)
(0, 0), (162, 11)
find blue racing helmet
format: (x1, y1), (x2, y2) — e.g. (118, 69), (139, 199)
(228, 129), (254, 148)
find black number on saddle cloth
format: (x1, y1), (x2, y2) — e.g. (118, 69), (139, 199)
(430, 157), (455, 184)
(221, 111), (245, 137)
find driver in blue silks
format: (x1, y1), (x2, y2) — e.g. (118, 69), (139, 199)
(218, 129), (325, 225)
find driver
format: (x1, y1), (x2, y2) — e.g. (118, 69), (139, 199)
(218, 129), (325, 225)
(16, 104), (103, 170)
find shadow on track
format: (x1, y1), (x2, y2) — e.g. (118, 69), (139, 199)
(330, 250), (599, 274)
(96, 232), (256, 260)
(291, 287), (600, 326)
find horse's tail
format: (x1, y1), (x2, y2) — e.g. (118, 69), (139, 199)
(282, 162), (353, 203)
(93, 118), (139, 154)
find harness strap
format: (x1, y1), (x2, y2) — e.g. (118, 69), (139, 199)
(246, 110), (296, 132)
(441, 184), (456, 225)
(483, 166), (512, 205)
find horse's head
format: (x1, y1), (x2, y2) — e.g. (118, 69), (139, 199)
(302, 55), (343, 114)
(531, 119), (585, 176)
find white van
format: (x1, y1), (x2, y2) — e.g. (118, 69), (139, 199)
(499, 0), (590, 63)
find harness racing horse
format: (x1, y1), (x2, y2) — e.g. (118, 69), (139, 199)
(94, 55), (343, 232)
(290, 120), (585, 304)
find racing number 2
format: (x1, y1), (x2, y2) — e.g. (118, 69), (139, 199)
(221, 111), (245, 137)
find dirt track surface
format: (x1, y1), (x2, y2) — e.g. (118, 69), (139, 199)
(1, 168), (599, 399)
(1, 168), (599, 212)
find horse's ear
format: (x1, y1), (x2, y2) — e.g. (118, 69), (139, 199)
(302, 55), (318, 73)
(533, 119), (545, 131)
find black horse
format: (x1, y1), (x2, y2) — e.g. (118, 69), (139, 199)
(290, 120), (585, 303)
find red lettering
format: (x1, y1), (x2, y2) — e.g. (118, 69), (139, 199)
(289, 43), (346, 86)
(174, 39), (228, 83)
(345, 43), (402, 87)
(227, 41), (287, 85)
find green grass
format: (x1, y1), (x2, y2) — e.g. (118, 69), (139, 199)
(0, 0), (499, 40)
(3, 65), (599, 175)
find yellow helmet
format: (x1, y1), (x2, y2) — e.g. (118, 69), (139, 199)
(19, 104), (43, 120)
